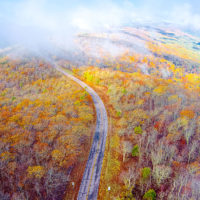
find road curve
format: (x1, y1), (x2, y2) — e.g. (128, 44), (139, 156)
(55, 66), (108, 200)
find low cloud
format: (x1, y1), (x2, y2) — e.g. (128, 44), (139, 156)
(170, 3), (200, 31)
(0, 0), (199, 53)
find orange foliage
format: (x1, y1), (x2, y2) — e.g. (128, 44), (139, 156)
(180, 109), (195, 119)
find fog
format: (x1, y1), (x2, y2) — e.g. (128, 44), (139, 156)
(0, 0), (200, 54)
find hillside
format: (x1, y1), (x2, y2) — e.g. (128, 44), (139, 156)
(0, 56), (95, 199)
(59, 25), (200, 200)
(0, 24), (200, 200)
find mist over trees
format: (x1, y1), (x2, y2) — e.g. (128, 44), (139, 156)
(0, 0), (200, 199)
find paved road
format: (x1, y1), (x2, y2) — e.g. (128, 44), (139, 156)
(55, 66), (108, 200)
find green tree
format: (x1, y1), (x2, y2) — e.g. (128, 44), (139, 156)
(141, 167), (151, 180)
(134, 126), (143, 135)
(143, 189), (156, 200)
(132, 144), (139, 157)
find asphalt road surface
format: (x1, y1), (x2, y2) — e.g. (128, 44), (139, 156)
(55, 66), (108, 200)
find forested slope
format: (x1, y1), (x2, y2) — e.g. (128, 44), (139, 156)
(0, 56), (95, 200)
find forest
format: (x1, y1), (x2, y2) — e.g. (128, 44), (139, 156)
(0, 56), (95, 200)
(0, 24), (200, 200)
(59, 37), (200, 199)
(1, 0), (200, 199)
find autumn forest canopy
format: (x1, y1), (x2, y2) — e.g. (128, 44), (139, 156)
(0, 0), (200, 200)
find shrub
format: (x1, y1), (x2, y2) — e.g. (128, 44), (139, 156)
(134, 126), (143, 135)
(143, 189), (156, 200)
(132, 144), (139, 157)
(141, 167), (151, 180)
(116, 110), (122, 117)
(27, 166), (45, 179)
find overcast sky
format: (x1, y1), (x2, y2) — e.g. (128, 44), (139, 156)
(0, 0), (199, 48)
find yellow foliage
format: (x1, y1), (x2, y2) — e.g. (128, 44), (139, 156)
(185, 74), (200, 84)
(21, 116), (33, 127)
(79, 112), (93, 122)
(9, 114), (21, 123)
(153, 85), (167, 96)
(136, 99), (144, 106)
(159, 58), (167, 63)
(111, 134), (120, 149)
(51, 149), (64, 160)
(0, 151), (15, 161)
(168, 95), (180, 103)
(188, 161), (200, 175)
(78, 105), (93, 122)
(168, 117), (189, 133)
(27, 166), (45, 178)
(177, 117), (189, 128)
(129, 56), (135, 63)
(180, 109), (195, 119)
(108, 157), (120, 175)
(174, 67), (184, 77)
(132, 109), (148, 124)
(147, 41), (200, 63)
(9, 134), (20, 144)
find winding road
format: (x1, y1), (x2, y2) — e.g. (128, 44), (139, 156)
(55, 66), (108, 200)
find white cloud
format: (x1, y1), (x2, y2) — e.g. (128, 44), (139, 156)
(170, 3), (200, 30)
(0, 0), (200, 52)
